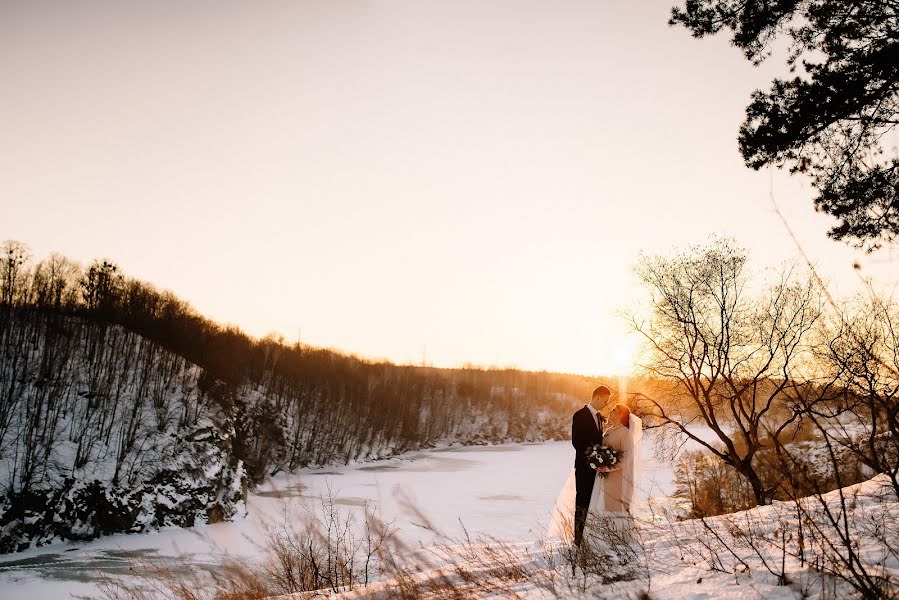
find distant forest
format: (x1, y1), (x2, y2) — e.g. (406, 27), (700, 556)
(0, 240), (611, 551)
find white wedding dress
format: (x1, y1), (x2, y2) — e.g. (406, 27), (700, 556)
(547, 414), (642, 543)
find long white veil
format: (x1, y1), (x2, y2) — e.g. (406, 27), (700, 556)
(621, 413), (642, 509)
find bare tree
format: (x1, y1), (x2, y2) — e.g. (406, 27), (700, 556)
(629, 237), (821, 505)
(0, 240), (32, 307)
(813, 294), (899, 497)
(31, 252), (81, 311)
(80, 259), (124, 316)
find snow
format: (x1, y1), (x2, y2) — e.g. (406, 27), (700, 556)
(2, 431), (895, 599)
(0, 436), (678, 598)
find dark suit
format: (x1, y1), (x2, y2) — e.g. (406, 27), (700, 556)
(571, 405), (603, 546)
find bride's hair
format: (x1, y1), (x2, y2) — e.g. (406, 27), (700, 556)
(614, 403), (631, 428)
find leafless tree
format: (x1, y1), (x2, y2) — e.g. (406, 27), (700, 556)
(0, 240), (32, 307)
(814, 295), (899, 497)
(628, 237), (822, 505)
(31, 252), (82, 311)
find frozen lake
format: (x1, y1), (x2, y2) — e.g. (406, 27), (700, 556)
(0, 432), (694, 599)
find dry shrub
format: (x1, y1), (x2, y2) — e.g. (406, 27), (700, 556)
(577, 514), (644, 584)
(86, 487), (652, 600)
(262, 490), (396, 593)
(84, 556), (274, 600)
(674, 430), (874, 519)
(86, 490), (397, 600)
(673, 450), (756, 518)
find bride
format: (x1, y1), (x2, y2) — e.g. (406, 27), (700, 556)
(548, 403), (642, 544)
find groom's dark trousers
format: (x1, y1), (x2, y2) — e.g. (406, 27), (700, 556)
(571, 406), (603, 547)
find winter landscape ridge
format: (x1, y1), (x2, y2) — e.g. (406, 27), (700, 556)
(2, 0), (898, 595)
(1, 242), (899, 599)
(0, 290), (588, 555)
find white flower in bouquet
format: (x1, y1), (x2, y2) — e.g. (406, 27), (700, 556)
(585, 444), (621, 477)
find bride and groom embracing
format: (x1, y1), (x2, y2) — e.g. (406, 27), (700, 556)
(548, 385), (642, 549)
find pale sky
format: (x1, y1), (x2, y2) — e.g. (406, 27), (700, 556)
(2, 0), (896, 375)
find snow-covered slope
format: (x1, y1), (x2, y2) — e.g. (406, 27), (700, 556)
(270, 474), (898, 599)
(0, 313), (246, 552)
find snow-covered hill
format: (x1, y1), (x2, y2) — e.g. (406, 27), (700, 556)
(270, 474), (898, 599)
(0, 312), (246, 553)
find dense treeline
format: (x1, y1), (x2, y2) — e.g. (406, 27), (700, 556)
(0, 240), (606, 551)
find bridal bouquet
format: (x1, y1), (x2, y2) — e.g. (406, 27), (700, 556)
(585, 444), (621, 477)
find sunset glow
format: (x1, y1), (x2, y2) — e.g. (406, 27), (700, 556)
(2, 0), (894, 375)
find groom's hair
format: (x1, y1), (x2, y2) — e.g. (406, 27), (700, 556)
(592, 385), (611, 399)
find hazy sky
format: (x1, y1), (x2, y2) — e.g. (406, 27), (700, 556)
(2, 0), (895, 375)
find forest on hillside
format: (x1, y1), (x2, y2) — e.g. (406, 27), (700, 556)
(0, 240), (611, 552)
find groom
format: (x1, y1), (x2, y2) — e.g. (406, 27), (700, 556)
(571, 385), (610, 547)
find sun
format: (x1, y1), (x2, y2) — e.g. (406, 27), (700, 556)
(600, 335), (641, 377)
